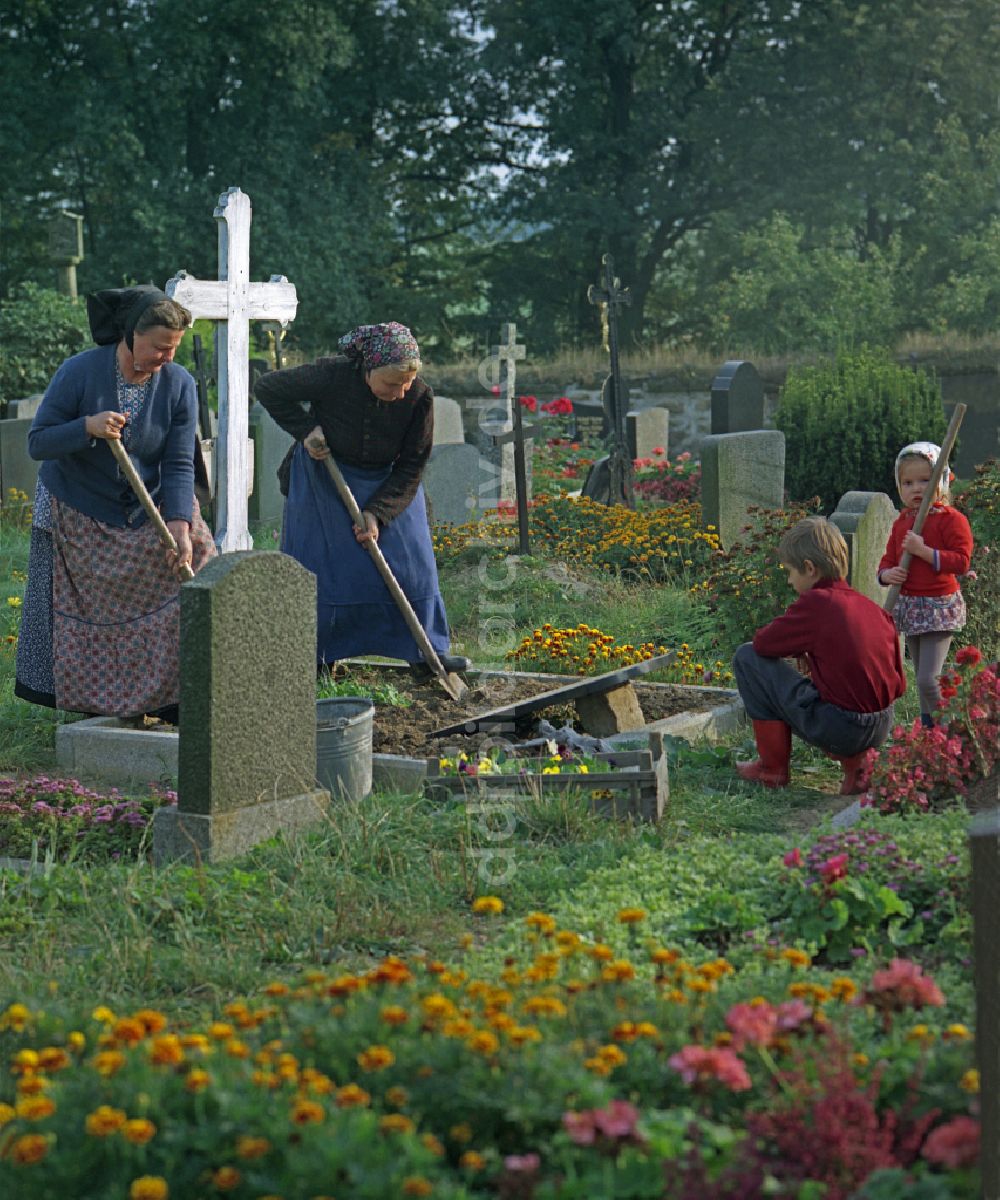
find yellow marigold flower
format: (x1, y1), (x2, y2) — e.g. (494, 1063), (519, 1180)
(385, 1085), (409, 1107)
(185, 1068), (211, 1093)
(466, 1029), (501, 1056)
(665, 988), (687, 1004)
(67, 1031), (86, 1052)
(402, 1177), (434, 1197)
(443, 1017), (476, 1038)
(208, 1022), (234, 1040)
(780, 948), (811, 969)
(907, 1024), (934, 1044)
(587, 943), (614, 961)
(635, 1021), (659, 1038)
(210, 1166), (241, 1191)
(225, 1038), (250, 1059)
(357, 1044), (395, 1072)
(0, 1102), (16, 1128)
(16, 1095), (55, 1121)
(327, 973), (365, 996)
(524, 912), (556, 933)
(507, 1025), (543, 1045)
(149, 1035), (184, 1066)
(597, 1044), (628, 1066)
(472, 895), (504, 915)
(263, 981), (289, 996)
(90, 1005), (115, 1024)
(129, 1176), (169, 1200)
(92, 1050), (126, 1076)
(380, 1005), (409, 1026)
(853, 1053), (869, 1068)
(301, 1068), (334, 1095)
(616, 907), (647, 924)
(8, 1132), (49, 1165)
(12, 1048), (39, 1071)
(291, 1098), (326, 1124)
(960, 1069), (980, 1093)
(379, 1113), (416, 1135)
(522, 995), (567, 1017)
(421, 994), (458, 1020)
(830, 977), (858, 1002)
(458, 933), (474, 949)
(335, 1083), (371, 1108)
(651, 947), (679, 965)
(122, 1118), (157, 1145)
(449, 1122), (473, 1143)
(944, 1024), (971, 1041)
(235, 1135), (271, 1160)
(85, 1105), (127, 1136)
(460, 1150), (486, 1170)
(422, 1133), (445, 1156)
(36, 1046), (70, 1072)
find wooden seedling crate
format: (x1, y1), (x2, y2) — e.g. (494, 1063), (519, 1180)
(424, 732), (668, 822)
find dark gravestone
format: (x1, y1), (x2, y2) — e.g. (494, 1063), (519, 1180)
(153, 552), (329, 864)
(572, 397), (609, 443)
(710, 360), (764, 434)
(970, 806), (1000, 1199)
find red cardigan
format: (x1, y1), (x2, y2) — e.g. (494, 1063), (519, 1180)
(878, 506), (973, 597)
(753, 579), (906, 713)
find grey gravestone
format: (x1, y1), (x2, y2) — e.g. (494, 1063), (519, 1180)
(572, 396), (609, 443)
(0, 416), (41, 505)
(432, 395), (466, 446)
(829, 491), (897, 606)
(423, 443), (487, 526)
(6, 395), (44, 421)
(248, 401), (294, 526)
(710, 360), (764, 434)
(627, 407), (670, 461)
(700, 431), (785, 549)
(153, 552), (329, 864)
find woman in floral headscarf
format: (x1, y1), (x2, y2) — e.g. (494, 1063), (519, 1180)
(255, 323), (467, 677)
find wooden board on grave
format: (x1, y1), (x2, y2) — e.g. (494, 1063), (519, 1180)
(429, 652), (676, 737)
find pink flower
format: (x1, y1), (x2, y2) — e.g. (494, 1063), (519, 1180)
(652, 445), (665, 455)
(725, 1002), (778, 1049)
(783, 848), (803, 868)
(774, 999), (812, 1032)
(504, 1153), (541, 1173)
(864, 958), (945, 1012)
(668, 1044), (752, 1091)
(563, 1100), (641, 1147)
(922, 1116), (980, 1169)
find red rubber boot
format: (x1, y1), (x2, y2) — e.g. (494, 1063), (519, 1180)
(736, 720), (792, 788)
(835, 752), (869, 796)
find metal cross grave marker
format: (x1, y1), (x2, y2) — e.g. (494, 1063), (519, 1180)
(166, 187), (298, 552)
(585, 254), (634, 508)
(488, 322), (538, 554)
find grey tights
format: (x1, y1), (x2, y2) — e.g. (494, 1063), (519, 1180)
(906, 632), (953, 721)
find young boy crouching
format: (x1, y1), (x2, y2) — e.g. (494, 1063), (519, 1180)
(733, 516), (906, 795)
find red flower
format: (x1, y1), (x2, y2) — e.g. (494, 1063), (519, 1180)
(818, 852), (849, 884)
(922, 1116), (980, 1169)
(955, 646), (982, 667)
(519, 394), (538, 412)
(783, 848), (803, 868)
(652, 445), (665, 455)
(863, 958), (945, 1013)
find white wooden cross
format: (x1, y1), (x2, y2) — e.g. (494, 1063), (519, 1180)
(166, 187), (297, 552)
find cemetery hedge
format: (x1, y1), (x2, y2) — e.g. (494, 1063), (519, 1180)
(0, 285), (88, 412)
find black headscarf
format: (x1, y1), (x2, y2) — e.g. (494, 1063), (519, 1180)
(85, 285), (169, 350)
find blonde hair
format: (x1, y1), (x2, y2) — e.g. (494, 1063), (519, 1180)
(778, 517), (849, 581)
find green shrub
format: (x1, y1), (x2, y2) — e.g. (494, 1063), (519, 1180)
(954, 458), (1000, 659)
(776, 348), (947, 512)
(0, 284), (89, 411)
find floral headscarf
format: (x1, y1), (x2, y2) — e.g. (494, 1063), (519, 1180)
(895, 441), (951, 499)
(338, 322), (420, 371)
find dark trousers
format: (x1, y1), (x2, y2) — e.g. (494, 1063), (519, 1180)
(733, 643), (894, 758)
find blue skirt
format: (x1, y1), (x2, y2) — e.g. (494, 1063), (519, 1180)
(281, 445), (450, 665)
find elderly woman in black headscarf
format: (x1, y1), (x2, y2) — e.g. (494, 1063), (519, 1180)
(14, 286), (217, 719)
(255, 322), (467, 677)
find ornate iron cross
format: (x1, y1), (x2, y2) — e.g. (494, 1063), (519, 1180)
(586, 254), (634, 508)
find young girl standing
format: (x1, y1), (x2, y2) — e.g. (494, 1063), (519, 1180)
(878, 441), (974, 726)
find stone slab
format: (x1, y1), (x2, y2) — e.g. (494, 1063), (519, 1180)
(430, 653), (678, 737)
(151, 788), (329, 865)
(56, 718), (179, 786)
(574, 682), (647, 736)
(0, 416), (40, 505)
(432, 395), (466, 445)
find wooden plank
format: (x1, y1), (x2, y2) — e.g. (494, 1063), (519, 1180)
(429, 652), (676, 737)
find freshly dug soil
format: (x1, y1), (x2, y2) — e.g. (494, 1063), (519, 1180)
(332, 666), (730, 759)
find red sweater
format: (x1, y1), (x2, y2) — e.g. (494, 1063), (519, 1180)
(752, 579), (906, 713)
(878, 505), (973, 597)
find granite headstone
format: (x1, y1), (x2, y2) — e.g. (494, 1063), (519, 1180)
(700, 430), (785, 549)
(710, 360), (764, 434)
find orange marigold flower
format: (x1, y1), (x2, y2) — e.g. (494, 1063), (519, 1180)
(235, 1135), (272, 1160)
(586, 943), (614, 961)
(449, 1123), (473, 1143)
(780, 948), (811, 969)
(85, 1105), (127, 1136)
(421, 1133), (445, 1156)
(651, 947), (679, 965)
(460, 1150), (487, 1170)
(369, 956), (414, 985)
(16, 1075), (47, 1096)
(402, 1178), (434, 1197)
(185, 1068), (212, 1093)
(36, 1047), (71, 1072)
(211, 1166), (241, 1191)
(601, 960), (636, 982)
(129, 1176), (168, 1200)
(290, 1099), (325, 1125)
(597, 1044), (628, 1066)
(327, 973), (364, 996)
(208, 1022), (234, 1040)
(357, 1044), (395, 1072)
(616, 907), (646, 924)
(133, 1009), (168, 1035)
(379, 1113), (416, 1135)
(335, 1083), (371, 1108)
(149, 1035), (184, 1066)
(7, 1132), (49, 1165)
(385, 1085), (409, 1107)
(112, 1017), (147, 1045)
(263, 981), (289, 996)
(0, 1102), (16, 1128)
(466, 1030), (500, 1056)
(91, 1050), (126, 1076)
(2, 1003), (31, 1031)
(472, 895), (504, 914)
(524, 912), (556, 934)
(122, 1118), (157, 1145)
(16, 1095), (55, 1121)
(380, 1005), (410, 1026)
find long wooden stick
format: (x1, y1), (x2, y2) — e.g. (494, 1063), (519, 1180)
(108, 438), (195, 582)
(309, 442), (468, 702)
(883, 403), (966, 614)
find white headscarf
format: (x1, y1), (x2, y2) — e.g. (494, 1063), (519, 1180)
(894, 441), (949, 500)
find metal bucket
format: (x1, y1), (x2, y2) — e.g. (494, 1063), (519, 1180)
(316, 697), (374, 802)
